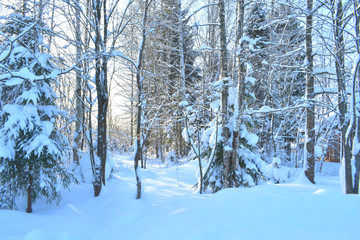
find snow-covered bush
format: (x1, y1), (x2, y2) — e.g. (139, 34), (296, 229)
(165, 150), (178, 163)
(265, 157), (293, 183)
(201, 118), (266, 193)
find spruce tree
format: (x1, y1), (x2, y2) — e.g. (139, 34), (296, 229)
(0, 11), (74, 212)
(243, 2), (271, 108)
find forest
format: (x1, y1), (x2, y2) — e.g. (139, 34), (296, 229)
(0, 0), (360, 239)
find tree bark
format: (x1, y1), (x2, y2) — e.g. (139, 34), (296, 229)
(232, 0), (245, 174)
(218, 0), (232, 188)
(332, 0), (353, 193)
(93, 0), (106, 196)
(134, 0), (151, 199)
(26, 167), (32, 213)
(352, 0), (360, 194)
(130, 72), (134, 147)
(73, 0), (83, 166)
(304, 0), (316, 184)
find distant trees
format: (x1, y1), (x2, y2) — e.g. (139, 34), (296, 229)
(1, 0), (360, 212)
(309, 0), (359, 192)
(257, 1), (305, 163)
(57, 0), (134, 197)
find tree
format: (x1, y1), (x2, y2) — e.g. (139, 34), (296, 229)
(330, 0), (353, 193)
(351, 0), (360, 194)
(304, 0), (316, 184)
(72, 0), (85, 166)
(200, 0), (265, 193)
(0, 9), (74, 212)
(231, 0), (245, 182)
(134, 0), (152, 199)
(84, 0), (134, 196)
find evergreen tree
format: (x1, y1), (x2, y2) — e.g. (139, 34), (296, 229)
(243, 2), (271, 108)
(200, 0), (266, 193)
(0, 11), (74, 212)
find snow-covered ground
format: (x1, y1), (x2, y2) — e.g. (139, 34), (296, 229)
(0, 154), (359, 240)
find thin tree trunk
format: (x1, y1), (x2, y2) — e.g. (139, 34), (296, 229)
(93, 0), (103, 197)
(87, 73), (97, 193)
(26, 167), (32, 213)
(332, 0), (353, 193)
(196, 116), (203, 193)
(353, 57), (360, 193)
(179, 1), (187, 158)
(232, 0), (245, 173)
(130, 72), (134, 147)
(73, 0), (83, 166)
(304, 0), (316, 184)
(352, 0), (360, 194)
(218, 0), (231, 188)
(185, 114), (203, 193)
(134, 0), (152, 199)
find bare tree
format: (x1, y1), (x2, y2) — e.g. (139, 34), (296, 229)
(72, 0), (84, 166)
(231, 0), (245, 177)
(88, 0), (134, 196)
(331, 0), (353, 193)
(218, 0), (233, 188)
(351, 0), (360, 194)
(134, 0), (152, 199)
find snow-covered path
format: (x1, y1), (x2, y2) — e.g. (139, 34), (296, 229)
(0, 154), (359, 240)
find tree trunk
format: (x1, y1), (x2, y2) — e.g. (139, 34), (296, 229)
(73, 0), (83, 166)
(134, 0), (151, 199)
(232, 0), (245, 173)
(26, 168), (32, 213)
(332, 0), (353, 193)
(97, 94), (108, 186)
(304, 0), (315, 184)
(130, 72), (134, 147)
(197, 117), (203, 194)
(352, 0), (360, 194)
(218, 0), (232, 188)
(93, 0), (105, 196)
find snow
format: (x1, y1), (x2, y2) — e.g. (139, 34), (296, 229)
(25, 134), (60, 158)
(4, 77), (24, 86)
(245, 76), (256, 85)
(257, 105), (274, 113)
(178, 100), (189, 107)
(245, 132), (259, 146)
(0, 154), (359, 240)
(41, 121), (54, 137)
(266, 157), (294, 183)
(314, 86), (352, 95)
(339, 157), (346, 193)
(313, 67), (336, 75)
(210, 99), (220, 112)
(315, 145), (323, 158)
(227, 87), (235, 106)
(197, 44), (213, 52)
(352, 135), (360, 156)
